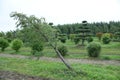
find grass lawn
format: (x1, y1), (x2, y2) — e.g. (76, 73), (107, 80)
(0, 57), (120, 80)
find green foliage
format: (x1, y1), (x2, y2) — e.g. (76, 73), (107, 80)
(114, 32), (120, 40)
(31, 41), (44, 56)
(96, 32), (103, 41)
(59, 38), (66, 43)
(87, 37), (93, 43)
(102, 33), (111, 44)
(0, 32), (5, 37)
(5, 31), (13, 43)
(75, 21), (91, 45)
(56, 21), (120, 38)
(87, 42), (101, 57)
(11, 39), (23, 52)
(58, 45), (68, 56)
(58, 34), (67, 43)
(69, 34), (76, 41)
(0, 37), (9, 51)
(74, 37), (80, 44)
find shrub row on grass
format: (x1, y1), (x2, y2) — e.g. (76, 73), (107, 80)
(0, 37), (9, 51)
(0, 37), (23, 52)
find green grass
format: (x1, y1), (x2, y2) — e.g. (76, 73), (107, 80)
(1, 39), (120, 60)
(0, 57), (120, 80)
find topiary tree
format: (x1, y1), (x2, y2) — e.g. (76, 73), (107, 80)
(75, 21), (91, 45)
(96, 32), (103, 41)
(0, 37), (9, 51)
(87, 37), (93, 43)
(31, 41), (44, 56)
(102, 33), (111, 44)
(58, 34), (67, 43)
(69, 34), (76, 41)
(11, 39), (23, 52)
(114, 32), (120, 41)
(58, 45), (68, 56)
(74, 37), (80, 44)
(87, 42), (101, 57)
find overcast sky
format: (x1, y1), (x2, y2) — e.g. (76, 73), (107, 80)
(0, 0), (120, 32)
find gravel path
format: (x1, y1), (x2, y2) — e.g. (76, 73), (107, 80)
(0, 53), (120, 66)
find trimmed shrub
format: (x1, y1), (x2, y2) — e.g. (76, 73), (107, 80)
(0, 37), (9, 51)
(96, 32), (103, 41)
(58, 34), (67, 43)
(74, 37), (80, 44)
(11, 39), (23, 52)
(69, 34), (76, 41)
(102, 33), (111, 44)
(87, 42), (101, 57)
(87, 37), (93, 43)
(59, 38), (66, 43)
(58, 45), (68, 56)
(31, 41), (44, 55)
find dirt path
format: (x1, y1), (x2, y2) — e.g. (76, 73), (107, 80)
(0, 53), (120, 66)
(0, 71), (51, 80)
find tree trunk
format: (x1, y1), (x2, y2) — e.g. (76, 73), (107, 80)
(50, 44), (73, 71)
(54, 47), (73, 70)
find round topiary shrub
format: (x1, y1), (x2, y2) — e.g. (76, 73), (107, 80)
(87, 42), (101, 57)
(59, 38), (66, 43)
(0, 37), (9, 51)
(58, 45), (68, 56)
(11, 39), (23, 52)
(31, 41), (44, 55)
(87, 37), (93, 43)
(96, 32), (103, 41)
(102, 33), (111, 44)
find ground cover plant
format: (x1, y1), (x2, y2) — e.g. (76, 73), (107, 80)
(0, 57), (119, 80)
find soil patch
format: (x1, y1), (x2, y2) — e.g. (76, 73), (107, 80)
(0, 71), (52, 80)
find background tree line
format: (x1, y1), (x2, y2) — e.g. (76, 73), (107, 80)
(56, 21), (120, 36)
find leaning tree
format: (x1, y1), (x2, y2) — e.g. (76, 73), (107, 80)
(10, 12), (74, 71)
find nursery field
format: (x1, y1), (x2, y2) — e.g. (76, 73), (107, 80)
(1, 39), (120, 60)
(0, 39), (120, 80)
(0, 4), (120, 80)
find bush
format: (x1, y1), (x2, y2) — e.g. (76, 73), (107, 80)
(58, 45), (68, 56)
(69, 34), (76, 41)
(31, 41), (44, 55)
(87, 37), (93, 43)
(59, 38), (66, 43)
(102, 33), (111, 44)
(11, 39), (23, 52)
(96, 32), (103, 41)
(0, 37), (9, 51)
(74, 37), (80, 44)
(87, 42), (101, 57)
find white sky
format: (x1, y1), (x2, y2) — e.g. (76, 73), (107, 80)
(0, 0), (120, 32)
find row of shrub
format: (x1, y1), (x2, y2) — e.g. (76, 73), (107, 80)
(58, 42), (101, 58)
(0, 37), (45, 56)
(58, 33), (112, 45)
(0, 37), (23, 52)
(0, 37), (101, 58)
(59, 32), (120, 44)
